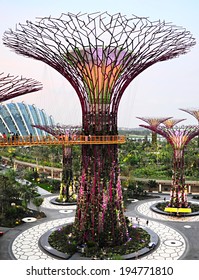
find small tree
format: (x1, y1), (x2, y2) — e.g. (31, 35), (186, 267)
(0, 171), (20, 214)
(24, 169), (39, 182)
(147, 180), (158, 192)
(19, 182), (37, 208)
(127, 180), (145, 197)
(32, 197), (44, 212)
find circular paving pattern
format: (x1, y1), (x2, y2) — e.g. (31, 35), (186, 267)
(42, 196), (77, 210)
(128, 217), (185, 260)
(12, 217), (74, 260)
(137, 200), (199, 222)
(11, 215), (186, 260)
(8, 196), (191, 260)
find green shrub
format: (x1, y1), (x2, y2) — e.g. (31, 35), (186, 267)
(5, 205), (25, 219)
(32, 197), (44, 211)
(108, 254), (124, 260)
(48, 222), (150, 259)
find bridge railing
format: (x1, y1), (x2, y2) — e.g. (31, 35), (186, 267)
(0, 134), (126, 146)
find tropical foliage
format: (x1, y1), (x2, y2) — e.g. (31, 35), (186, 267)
(48, 219), (150, 259)
(0, 170), (44, 227)
(1, 131), (199, 183)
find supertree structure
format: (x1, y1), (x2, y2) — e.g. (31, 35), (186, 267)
(180, 108), (199, 147)
(0, 72), (42, 102)
(3, 12), (195, 245)
(180, 108), (199, 122)
(163, 118), (185, 128)
(32, 124), (81, 202)
(136, 117), (172, 145)
(140, 122), (199, 208)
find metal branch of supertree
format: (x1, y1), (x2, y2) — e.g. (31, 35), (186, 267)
(180, 108), (199, 147)
(179, 108), (199, 122)
(140, 124), (199, 148)
(163, 118), (186, 128)
(32, 124), (81, 137)
(0, 72), (43, 102)
(136, 116), (172, 145)
(136, 116), (172, 128)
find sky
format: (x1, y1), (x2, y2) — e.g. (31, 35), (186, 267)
(0, 0), (199, 128)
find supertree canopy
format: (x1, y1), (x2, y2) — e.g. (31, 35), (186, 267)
(3, 12), (195, 245)
(180, 108), (199, 122)
(180, 108), (199, 147)
(0, 72), (42, 102)
(32, 124), (81, 202)
(136, 117), (172, 145)
(163, 118), (185, 128)
(140, 122), (199, 208)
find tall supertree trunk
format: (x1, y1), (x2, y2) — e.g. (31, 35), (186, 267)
(73, 113), (128, 246)
(170, 148), (187, 208)
(31, 125), (80, 202)
(152, 132), (157, 147)
(61, 145), (73, 202)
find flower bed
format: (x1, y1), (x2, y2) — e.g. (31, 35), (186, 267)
(48, 221), (151, 259)
(153, 201), (199, 216)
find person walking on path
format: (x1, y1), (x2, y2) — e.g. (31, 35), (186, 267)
(2, 132), (6, 142)
(7, 132), (11, 143)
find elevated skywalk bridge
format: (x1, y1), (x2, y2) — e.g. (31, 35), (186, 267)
(0, 135), (126, 147)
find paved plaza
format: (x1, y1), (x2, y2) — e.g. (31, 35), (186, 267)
(0, 194), (199, 260)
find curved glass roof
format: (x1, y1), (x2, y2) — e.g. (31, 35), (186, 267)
(0, 102), (54, 137)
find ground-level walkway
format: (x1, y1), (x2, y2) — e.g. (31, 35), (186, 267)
(1, 194), (199, 260)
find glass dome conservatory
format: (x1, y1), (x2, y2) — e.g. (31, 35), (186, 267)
(0, 102), (54, 137)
